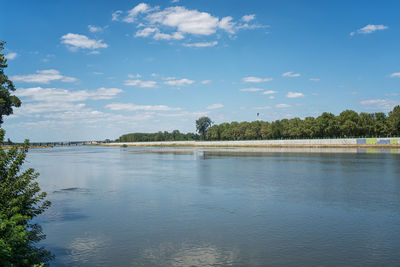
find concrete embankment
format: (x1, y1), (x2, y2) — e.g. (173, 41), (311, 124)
(103, 137), (400, 148)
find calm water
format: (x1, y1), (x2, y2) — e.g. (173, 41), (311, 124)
(27, 146), (400, 266)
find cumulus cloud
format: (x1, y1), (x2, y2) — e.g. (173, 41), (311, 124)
(282, 72), (301, 78)
(241, 14), (255, 22)
(262, 90), (278, 95)
(124, 79), (157, 88)
(105, 102), (181, 111)
(206, 103), (223, 110)
(240, 88), (263, 92)
(164, 78), (194, 86)
(242, 76), (273, 83)
(389, 72), (400, 78)
(119, 3), (264, 43)
(350, 24), (388, 36)
(11, 69), (77, 84)
(286, 92), (304, 98)
(183, 41), (218, 47)
(61, 33), (108, 51)
(5, 52), (17, 60)
(360, 99), (400, 111)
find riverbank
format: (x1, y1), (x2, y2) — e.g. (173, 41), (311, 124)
(100, 137), (400, 148)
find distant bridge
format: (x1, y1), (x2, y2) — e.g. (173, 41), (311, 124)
(29, 141), (102, 147)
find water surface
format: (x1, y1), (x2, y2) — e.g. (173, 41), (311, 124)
(27, 146), (400, 266)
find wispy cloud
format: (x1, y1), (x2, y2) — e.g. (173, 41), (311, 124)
(360, 99), (400, 111)
(350, 24), (388, 36)
(389, 72), (400, 78)
(309, 78), (320, 81)
(286, 92), (304, 98)
(61, 33), (108, 51)
(11, 69), (77, 84)
(240, 88), (263, 92)
(206, 103), (223, 110)
(88, 25), (105, 33)
(105, 102), (181, 111)
(15, 87), (122, 102)
(112, 10), (123, 21)
(242, 76), (273, 83)
(164, 78), (194, 86)
(201, 80), (211, 84)
(183, 41), (218, 47)
(124, 79), (157, 88)
(275, 104), (293, 108)
(262, 90), (278, 95)
(5, 52), (18, 60)
(282, 72), (301, 78)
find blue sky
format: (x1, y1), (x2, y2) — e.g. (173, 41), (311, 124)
(1, 0), (399, 142)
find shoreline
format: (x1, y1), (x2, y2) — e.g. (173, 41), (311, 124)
(97, 137), (400, 149)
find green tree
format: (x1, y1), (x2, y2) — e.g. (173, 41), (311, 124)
(388, 105), (400, 135)
(0, 41), (21, 125)
(0, 41), (52, 266)
(196, 117), (212, 140)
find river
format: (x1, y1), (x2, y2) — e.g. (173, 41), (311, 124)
(27, 146), (400, 266)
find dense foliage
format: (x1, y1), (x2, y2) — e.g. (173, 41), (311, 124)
(206, 108), (400, 140)
(116, 130), (200, 142)
(0, 41), (52, 266)
(0, 41), (21, 125)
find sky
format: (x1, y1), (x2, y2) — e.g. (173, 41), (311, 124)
(1, 0), (400, 142)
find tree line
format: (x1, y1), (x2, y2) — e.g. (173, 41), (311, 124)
(116, 130), (200, 142)
(206, 108), (400, 140)
(117, 106), (400, 142)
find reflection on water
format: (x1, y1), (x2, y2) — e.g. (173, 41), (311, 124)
(26, 146), (400, 266)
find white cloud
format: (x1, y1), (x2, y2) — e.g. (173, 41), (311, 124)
(242, 76), (273, 83)
(88, 25), (104, 33)
(105, 102), (181, 111)
(124, 79), (157, 88)
(309, 78), (320, 81)
(124, 3), (152, 23)
(112, 10), (123, 21)
(385, 93), (399, 97)
(275, 104), (292, 108)
(154, 31), (184, 40)
(389, 72), (400, 78)
(164, 78), (194, 86)
(183, 41), (218, 47)
(201, 80), (211, 84)
(93, 72), (103, 75)
(171, 0), (179, 3)
(269, 96), (275, 99)
(282, 72), (301, 78)
(240, 88), (263, 92)
(241, 14), (255, 22)
(286, 92), (305, 98)
(128, 74), (141, 78)
(15, 87), (122, 102)
(135, 27), (159, 37)
(254, 106), (271, 110)
(11, 69), (77, 84)
(218, 16), (236, 34)
(5, 52), (17, 60)
(350, 24), (388, 36)
(360, 99), (400, 111)
(206, 103), (223, 110)
(262, 90), (278, 95)
(118, 4), (265, 44)
(61, 33), (108, 50)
